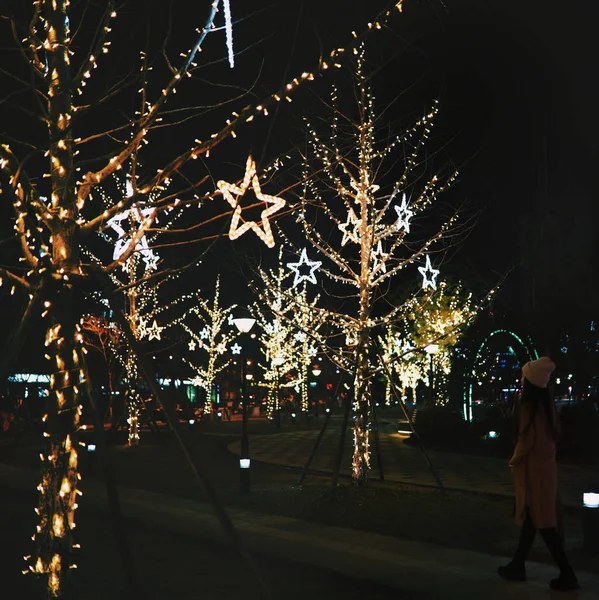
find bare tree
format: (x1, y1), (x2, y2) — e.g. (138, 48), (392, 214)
(291, 45), (466, 484)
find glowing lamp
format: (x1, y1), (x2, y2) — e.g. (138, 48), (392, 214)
(232, 317), (256, 334)
(583, 487), (599, 554)
(584, 492), (599, 509)
(239, 458), (251, 469)
(425, 344), (439, 355)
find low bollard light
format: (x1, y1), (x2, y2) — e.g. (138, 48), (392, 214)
(87, 443), (97, 472)
(583, 486), (599, 554)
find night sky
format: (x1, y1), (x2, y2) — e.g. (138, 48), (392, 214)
(209, 0), (599, 335)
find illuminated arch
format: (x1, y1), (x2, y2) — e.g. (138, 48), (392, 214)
(463, 328), (538, 422)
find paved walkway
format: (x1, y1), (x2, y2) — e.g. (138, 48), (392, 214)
(227, 427), (596, 509)
(2, 457), (599, 598)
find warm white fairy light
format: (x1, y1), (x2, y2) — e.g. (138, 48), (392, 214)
(291, 43), (460, 483)
(217, 155), (286, 249)
(253, 249), (327, 414)
(177, 277), (239, 416)
(287, 247), (322, 287)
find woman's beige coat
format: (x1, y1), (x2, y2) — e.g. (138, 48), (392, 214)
(509, 399), (559, 529)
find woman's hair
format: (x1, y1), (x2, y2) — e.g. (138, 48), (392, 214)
(520, 377), (559, 441)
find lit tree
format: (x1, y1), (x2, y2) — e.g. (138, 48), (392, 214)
(406, 281), (478, 405)
(293, 45), (464, 483)
(177, 276), (238, 417)
(0, 1), (408, 593)
(80, 314), (126, 400)
(252, 257), (298, 425)
(378, 327), (422, 406)
(253, 248), (327, 416)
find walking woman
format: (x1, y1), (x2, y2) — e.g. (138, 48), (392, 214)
(498, 356), (579, 591)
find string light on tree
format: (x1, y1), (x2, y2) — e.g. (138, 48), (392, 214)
(292, 44), (461, 484)
(177, 277), (239, 416)
(0, 0), (408, 590)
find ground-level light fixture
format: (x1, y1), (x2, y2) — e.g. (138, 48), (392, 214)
(584, 486), (599, 553)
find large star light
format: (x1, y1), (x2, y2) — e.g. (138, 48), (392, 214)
(418, 255), (440, 290)
(394, 194), (413, 234)
(107, 206), (158, 268)
(287, 248), (322, 287)
(217, 155), (286, 249)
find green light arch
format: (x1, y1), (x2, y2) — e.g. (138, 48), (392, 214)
(463, 328), (538, 422)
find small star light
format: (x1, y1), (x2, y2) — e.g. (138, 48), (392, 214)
(147, 320), (163, 341)
(294, 331), (307, 343)
(394, 194), (413, 234)
(338, 210), (361, 246)
(107, 206), (155, 263)
(230, 342), (242, 355)
(227, 313), (235, 326)
(199, 327), (210, 340)
(371, 241), (388, 273)
(188, 339), (196, 351)
(418, 255), (440, 291)
(287, 248), (322, 287)
(217, 155), (286, 249)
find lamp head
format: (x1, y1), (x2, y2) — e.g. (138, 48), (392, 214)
(233, 317), (256, 334)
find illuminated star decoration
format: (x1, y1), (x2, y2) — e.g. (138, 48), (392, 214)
(338, 209), (361, 246)
(217, 155), (286, 249)
(418, 255), (440, 290)
(394, 193), (413, 234)
(146, 319), (164, 341)
(199, 327), (210, 340)
(230, 342), (242, 355)
(188, 339), (196, 351)
(287, 248), (322, 287)
(107, 206), (158, 269)
(371, 241), (389, 274)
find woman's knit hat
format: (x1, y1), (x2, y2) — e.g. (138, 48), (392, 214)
(522, 356), (556, 389)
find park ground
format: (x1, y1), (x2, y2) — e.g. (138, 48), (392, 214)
(1, 412), (599, 598)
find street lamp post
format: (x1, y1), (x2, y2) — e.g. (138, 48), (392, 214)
(232, 316), (256, 494)
(424, 344), (439, 407)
